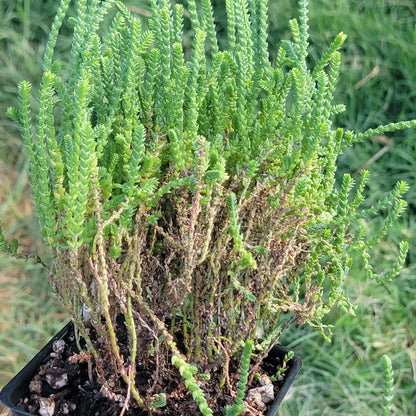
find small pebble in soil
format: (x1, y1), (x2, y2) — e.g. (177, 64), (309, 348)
(29, 374), (43, 394)
(259, 374), (272, 386)
(59, 401), (77, 414)
(45, 367), (68, 390)
(52, 339), (66, 356)
(38, 397), (55, 416)
(245, 373), (275, 412)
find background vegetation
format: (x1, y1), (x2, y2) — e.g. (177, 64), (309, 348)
(0, 0), (414, 415)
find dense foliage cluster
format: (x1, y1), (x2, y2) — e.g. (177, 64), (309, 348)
(1, 0), (414, 413)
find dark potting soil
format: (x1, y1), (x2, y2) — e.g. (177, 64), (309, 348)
(15, 325), (290, 416)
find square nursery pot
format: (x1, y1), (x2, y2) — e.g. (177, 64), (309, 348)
(0, 322), (301, 416)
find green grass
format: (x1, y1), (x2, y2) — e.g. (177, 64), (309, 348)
(279, 262), (416, 415)
(0, 259), (66, 380)
(0, 1), (415, 415)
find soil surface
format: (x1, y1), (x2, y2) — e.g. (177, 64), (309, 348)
(15, 325), (292, 416)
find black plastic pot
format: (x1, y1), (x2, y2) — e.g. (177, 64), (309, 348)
(0, 322), (301, 416)
(0, 323), (72, 416)
(265, 345), (302, 415)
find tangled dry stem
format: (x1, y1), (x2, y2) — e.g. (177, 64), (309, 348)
(49, 171), (321, 411)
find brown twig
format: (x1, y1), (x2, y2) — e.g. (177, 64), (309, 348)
(119, 365), (132, 416)
(242, 401), (265, 416)
(353, 134), (394, 178)
(353, 66), (379, 90)
(132, 309), (161, 394)
(213, 339), (235, 397)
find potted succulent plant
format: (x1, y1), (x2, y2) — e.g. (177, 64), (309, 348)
(1, 0), (415, 414)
